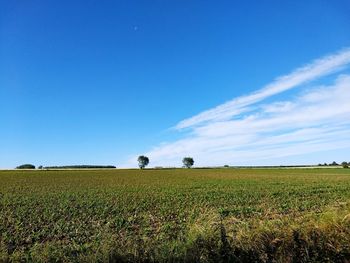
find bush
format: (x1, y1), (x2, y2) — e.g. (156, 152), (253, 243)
(342, 162), (349, 169)
(16, 164), (35, 169)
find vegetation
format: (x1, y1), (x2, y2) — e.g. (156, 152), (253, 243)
(1, 168), (350, 262)
(137, 155), (149, 169)
(182, 157), (194, 168)
(15, 164), (35, 169)
(342, 162), (349, 168)
(43, 165), (116, 169)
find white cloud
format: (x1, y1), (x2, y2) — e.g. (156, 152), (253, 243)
(175, 48), (350, 130)
(123, 49), (350, 167)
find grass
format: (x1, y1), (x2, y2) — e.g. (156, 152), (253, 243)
(1, 168), (350, 262)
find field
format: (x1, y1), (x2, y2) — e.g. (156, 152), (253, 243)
(1, 168), (350, 262)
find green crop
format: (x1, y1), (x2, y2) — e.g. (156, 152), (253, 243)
(1, 168), (350, 262)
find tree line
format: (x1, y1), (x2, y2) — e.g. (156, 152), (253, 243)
(318, 161), (349, 168)
(15, 164), (116, 169)
(15, 159), (349, 170)
(15, 157), (195, 170)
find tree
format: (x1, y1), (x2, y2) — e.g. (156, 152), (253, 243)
(138, 155), (149, 169)
(16, 164), (35, 169)
(342, 162), (349, 168)
(182, 157), (194, 168)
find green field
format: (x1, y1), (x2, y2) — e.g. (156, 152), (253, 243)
(1, 168), (350, 262)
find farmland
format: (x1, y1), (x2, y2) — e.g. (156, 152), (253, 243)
(1, 168), (350, 262)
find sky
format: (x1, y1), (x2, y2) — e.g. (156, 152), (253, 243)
(1, 1), (350, 168)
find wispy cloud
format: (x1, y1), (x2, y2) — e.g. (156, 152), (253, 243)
(124, 48), (350, 167)
(176, 48), (350, 130)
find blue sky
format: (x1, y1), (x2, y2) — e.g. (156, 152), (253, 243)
(1, 1), (350, 168)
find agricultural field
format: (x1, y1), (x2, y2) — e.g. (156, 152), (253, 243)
(1, 168), (350, 262)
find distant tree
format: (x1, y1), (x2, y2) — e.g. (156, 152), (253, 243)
(341, 162), (349, 168)
(138, 156), (149, 169)
(324, 163), (328, 166)
(38, 165), (43, 169)
(331, 161), (339, 166)
(182, 157), (194, 168)
(16, 164), (35, 169)
(43, 165), (116, 169)
(224, 165), (230, 168)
